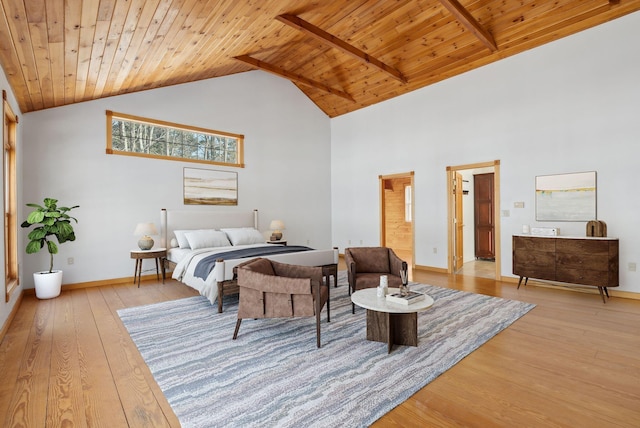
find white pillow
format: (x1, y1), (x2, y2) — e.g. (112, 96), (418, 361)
(184, 230), (231, 250)
(220, 227), (265, 246)
(173, 229), (197, 248)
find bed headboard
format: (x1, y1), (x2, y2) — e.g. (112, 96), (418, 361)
(160, 208), (258, 249)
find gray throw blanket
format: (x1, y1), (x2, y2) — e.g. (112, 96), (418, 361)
(193, 245), (313, 280)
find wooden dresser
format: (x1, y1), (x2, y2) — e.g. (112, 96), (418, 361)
(512, 235), (619, 303)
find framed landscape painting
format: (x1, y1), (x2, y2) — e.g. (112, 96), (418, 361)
(535, 171), (596, 221)
(183, 168), (238, 205)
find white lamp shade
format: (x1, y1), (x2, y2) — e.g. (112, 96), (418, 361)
(269, 220), (285, 231)
(134, 222), (158, 236)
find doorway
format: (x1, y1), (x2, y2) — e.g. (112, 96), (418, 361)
(380, 172), (414, 271)
(446, 161), (501, 280)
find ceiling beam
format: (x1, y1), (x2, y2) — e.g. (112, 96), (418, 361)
(276, 14), (408, 84)
(234, 55), (355, 102)
(439, 0), (498, 52)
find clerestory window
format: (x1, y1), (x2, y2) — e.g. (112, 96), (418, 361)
(106, 111), (244, 167)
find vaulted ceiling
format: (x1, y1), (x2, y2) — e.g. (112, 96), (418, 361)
(1, 0), (639, 118)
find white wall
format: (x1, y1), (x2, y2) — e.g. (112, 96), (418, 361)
(331, 11), (640, 294)
(0, 65), (24, 331)
(21, 71), (331, 288)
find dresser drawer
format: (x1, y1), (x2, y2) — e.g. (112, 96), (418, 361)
(556, 268), (609, 286)
(514, 236), (555, 252)
(556, 252), (608, 271)
(513, 248), (555, 280)
(556, 239), (609, 255)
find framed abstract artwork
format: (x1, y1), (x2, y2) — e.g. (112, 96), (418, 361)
(183, 167), (238, 205)
(535, 171), (596, 221)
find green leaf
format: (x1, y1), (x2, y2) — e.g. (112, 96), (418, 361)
(27, 211), (45, 224)
(58, 222), (74, 236)
(26, 241), (43, 254)
(46, 240), (58, 254)
(43, 198), (58, 209)
(27, 229), (46, 240)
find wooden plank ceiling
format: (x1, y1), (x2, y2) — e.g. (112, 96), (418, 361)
(1, 0), (639, 118)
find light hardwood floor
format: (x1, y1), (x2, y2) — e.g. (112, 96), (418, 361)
(456, 259), (496, 279)
(1, 268), (639, 427)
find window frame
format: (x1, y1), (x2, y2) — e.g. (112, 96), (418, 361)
(106, 110), (245, 168)
(3, 90), (18, 302)
(404, 185), (412, 223)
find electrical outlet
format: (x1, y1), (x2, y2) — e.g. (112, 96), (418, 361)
(359, 240), (363, 245)
(629, 262), (637, 272)
(433, 247), (437, 254)
(502, 209), (510, 217)
(67, 257), (74, 265)
(348, 240), (351, 245)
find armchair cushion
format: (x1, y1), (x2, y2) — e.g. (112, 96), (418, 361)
(348, 247), (394, 273)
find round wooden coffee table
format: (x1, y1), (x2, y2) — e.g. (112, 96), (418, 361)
(351, 287), (434, 353)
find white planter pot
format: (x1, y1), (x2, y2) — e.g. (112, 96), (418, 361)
(33, 270), (63, 299)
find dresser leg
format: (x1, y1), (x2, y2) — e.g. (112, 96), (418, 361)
(597, 287), (607, 303)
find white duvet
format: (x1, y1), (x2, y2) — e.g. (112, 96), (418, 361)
(171, 244), (338, 305)
(171, 244), (269, 304)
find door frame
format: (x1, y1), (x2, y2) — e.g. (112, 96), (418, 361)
(446, 160), (501, 280)
(379, 171), (415, 270)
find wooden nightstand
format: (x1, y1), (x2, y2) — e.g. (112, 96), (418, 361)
(131, 248), (167, 287)
(266, 240), (287, 245)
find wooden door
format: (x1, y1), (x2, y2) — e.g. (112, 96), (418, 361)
(454, 172), (464, 270)
(474, 173), (495, 260)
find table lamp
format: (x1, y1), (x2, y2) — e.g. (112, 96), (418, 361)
(269, 220), (285, 241)
(134, 222), (158, 250)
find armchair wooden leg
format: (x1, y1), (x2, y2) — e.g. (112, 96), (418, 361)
(316, 311), (321, 348)
(327, 286), (331, 323)
(233, 319), (242, 339)
(217, 282), (224, 313)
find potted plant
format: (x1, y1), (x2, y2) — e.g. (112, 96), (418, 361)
(21, 198), (79, 299)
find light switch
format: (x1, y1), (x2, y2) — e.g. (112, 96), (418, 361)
(514, 201), (525, 208)
(502, 210), (510, 217)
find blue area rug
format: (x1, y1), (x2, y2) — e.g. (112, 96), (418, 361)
(118, 272), (534, 427)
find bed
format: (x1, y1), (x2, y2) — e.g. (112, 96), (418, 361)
(160, 208), (338, 312)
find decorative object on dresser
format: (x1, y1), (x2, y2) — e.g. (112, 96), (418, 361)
(586, 220), (607, 237)
(269, 219), (285, 241)
(133, 222), (158, 250)
(512, 235), (618, 303)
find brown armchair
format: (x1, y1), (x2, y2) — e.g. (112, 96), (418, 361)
(344, 247), (408, 313)
(232, 258), (330, 348)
